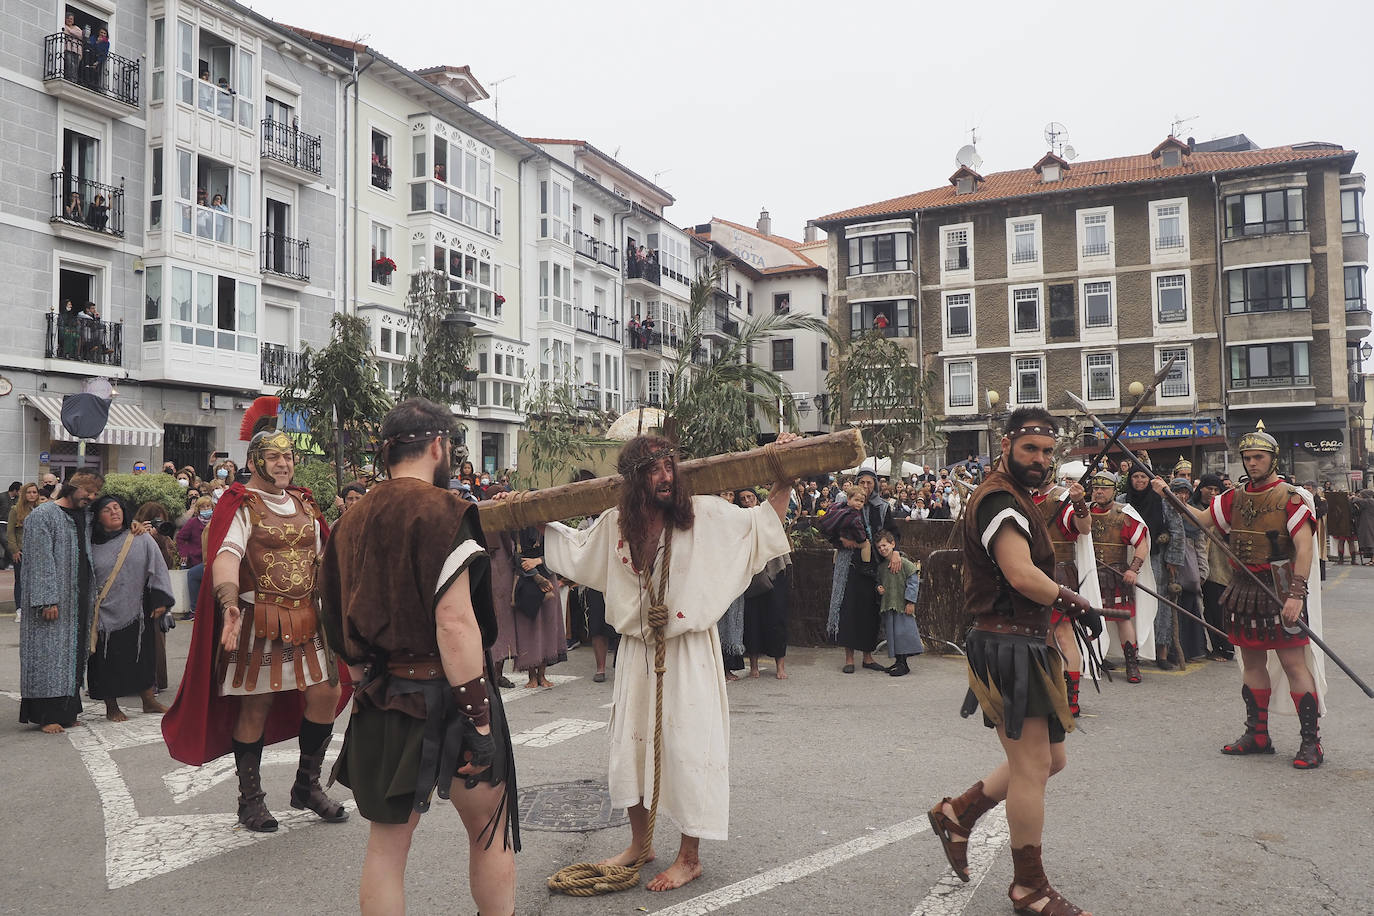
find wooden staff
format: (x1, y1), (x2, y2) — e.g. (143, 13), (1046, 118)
(478, 427), (866, 532)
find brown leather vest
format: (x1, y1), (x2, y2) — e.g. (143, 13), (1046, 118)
(1034, 486), (1078, 565)
(1090, 504), (1130, 567)
(964, 470), (1056, 631)
(1229, 482), (1296, 567)
(238, 490), (320, 647)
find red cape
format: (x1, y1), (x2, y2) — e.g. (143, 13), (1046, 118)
(162, 482), (351, 766)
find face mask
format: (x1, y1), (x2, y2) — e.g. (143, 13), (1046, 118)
(212, 490), (222, 501)
(480, 477), (490, 486)
(945, 487), (953, 495)
(216, 468), (229, 479)
(199, 510), (213, 520)
(177, 478), (189, 488)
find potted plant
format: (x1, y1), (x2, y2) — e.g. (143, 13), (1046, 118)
(374, 256), (397, 275)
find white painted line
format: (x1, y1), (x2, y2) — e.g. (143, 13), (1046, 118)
(164, 742), (327, 804)
(910, 805), (1009, 916)
(509, 717), (606, 748)
(652, 815), (931, 916)
(498, 673), (579, 705)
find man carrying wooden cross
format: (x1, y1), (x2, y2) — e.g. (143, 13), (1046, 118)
(538, 433), (795, 891)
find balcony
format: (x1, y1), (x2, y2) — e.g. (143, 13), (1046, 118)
(42, 32), (139, 110)
(45, 312), (122, 366)
(261, 231), (310, 282)
(260, 344), (308, 387)
(943, 255), (970, 271)
(573, 230), (620, 271)
(700, 308), (739, 337)
(626, 256), (661, 286)
(261, 118), (322, 178)
(1011, 248), (1039, 264)
(1081, 241), (1111, 257)
(625, 327), (679, 354)
(371, 159), (392, 191)
(50, 172), (124, 239)
(1154, 235), (1185, 252)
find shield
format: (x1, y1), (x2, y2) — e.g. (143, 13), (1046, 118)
(1326, 490), (1354, 538)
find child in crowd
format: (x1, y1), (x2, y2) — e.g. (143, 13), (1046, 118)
(874, 529), (923, 677)
(819, 483), (871, 562)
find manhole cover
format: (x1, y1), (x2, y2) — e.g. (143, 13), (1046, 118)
(518, 779), (627, 832)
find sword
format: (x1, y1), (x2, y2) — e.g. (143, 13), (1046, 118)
(1067, 391), (1374, 699)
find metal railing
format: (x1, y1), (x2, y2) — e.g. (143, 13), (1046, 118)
(943, 255), (969, 270)
(571, 231), (621, 270)
(260, 344), (308, 387)
(46, 312), (122, 365)
(50, 171), (124, 236)
(624, 327), (679, 352)
(574, 306), (599, 335)
(261, 118), (322, 176)
(625, 257), (661, 285)
(1155, 235), (1185, 251)
(371, 160), (392, 191)
(261, 231), (310, 281)
(1012, 248), (1039, 264)
(42, 32), (139, 106)
(1081, 241), (1110, 257)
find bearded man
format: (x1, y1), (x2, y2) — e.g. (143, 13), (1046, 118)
(163, 421), (349, 831)
(1156, 421), (1326, 768)
(928, 408), (1101, 916)
(537, 434), (794, 891)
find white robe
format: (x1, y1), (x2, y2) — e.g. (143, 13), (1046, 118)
(543, 497), (790, 840)
(1096, 503), (1159, 662)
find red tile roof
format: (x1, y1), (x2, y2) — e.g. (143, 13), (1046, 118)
(282, 25), (367, 52)
(816, 143), (1356, 225)
(692, 218), (825, 275)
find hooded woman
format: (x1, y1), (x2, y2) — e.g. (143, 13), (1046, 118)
(1122, 467), (1185, 668)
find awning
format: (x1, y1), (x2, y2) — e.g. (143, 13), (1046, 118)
(1068, 436), (1227, 457)
(22, 394), (164, 447)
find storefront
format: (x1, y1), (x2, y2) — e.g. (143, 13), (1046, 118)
(1072, 416), (1228, 477)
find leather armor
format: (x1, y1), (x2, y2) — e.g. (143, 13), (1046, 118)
(1034, 486), (1079, 566)
(1089, 504), (1130, 567)
(1229, 483), (1296, 567)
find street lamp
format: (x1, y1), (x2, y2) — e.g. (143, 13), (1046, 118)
(985, 389), (1001, 466)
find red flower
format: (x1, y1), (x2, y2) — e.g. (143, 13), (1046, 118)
(495, 294), (506, 306)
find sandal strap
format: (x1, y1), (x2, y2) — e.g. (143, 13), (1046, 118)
(1010, 881), (1085, 916)
(932, 799), (970, 839)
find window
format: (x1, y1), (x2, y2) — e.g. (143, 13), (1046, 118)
(175, 20), (194, 106)
(1230, 341), (1311, 389)
(370, 129), (392, 191)
(944, 228), (969, 271)
(1227, 264), (1308, 313)
(187, 26), (252, 125)
(820, 340), (829, 371)
(1225, 189), (1306, 238)
(1161, 148), (1181, 168)
(1156, 274), (1187, 323)
(150, 266), (256, 352)
(1346, 266), (1368, 312)
(850, 300), (913, 338)
(946, 294), (971, 337)
(1084, 281), (1113, 328)
(539, 178), (572, 244)
(435, 244), (502, 317)
(1048, 283), (1076, 338)
(1011, 220), (1038, 264)
(846, 232), (912, 274)
(409, 129), (496, 234)
(773, 293), (791, 313)
(947, 361), (974, 408)
(370, 223), (393, 286)
(143, 266), (161, 341)
(746, 291), (753, 315)
(1015, 357), (1043, 404)
(1085, 352), (1115, 401)
(149, 147), (163, 229)
(494, 187), (502, 236)
(771, 339), (794, 371)
(539, 261), (573, 325)
(1342, 188), (1365, 234)
(1081, 211), (1110, 257)
(1154, 203), (1184, 250)
(150, 18), (165, 102)
(821, 293), (829, 316)
(1013, 287), (1040, 333)
(1159, 347), (1191, 398)
(176, 151), (251, 248)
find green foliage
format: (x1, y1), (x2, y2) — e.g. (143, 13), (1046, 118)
(397, 269), (476, 412)
(291, 458), (341, 523)
(517, 377), (613, 489)
(278, 312), (393, 484)
(663, 265), (838, 459)
(100, 472), (187, 519)
(825, 331), (944, 467)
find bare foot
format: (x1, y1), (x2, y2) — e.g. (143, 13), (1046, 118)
(775, 659), (787, 679)
(597, 846), (654, 869)
(724, 672), (740, 682)
(523, 681), (539, 689)
(538, 677), (554, 688)
(647, 858), (703, 891)
(40, 723), (65, 734)
(106, 707), (129, 723)
(748, 668), (761, 679)
(142, 699), (169, 714)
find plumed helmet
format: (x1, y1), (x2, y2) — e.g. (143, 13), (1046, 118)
(1090, 468), (1119, 489)
(1237, 420), (1279, 455)
(247, 427), (295, 481)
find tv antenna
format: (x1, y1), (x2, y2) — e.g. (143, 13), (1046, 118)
(955, 144), (983, 172)
(1043, 121), (1069, 156)
(1062, 144), (1078, 161)
(653, 168), (672, 184)
(488, 74), (515, 122)
(1170, 113), (1198, 137)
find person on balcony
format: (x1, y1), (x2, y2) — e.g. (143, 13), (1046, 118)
(87, 193), (109, 231)
(61, 14), (83, 81)
(56, 300), (80, 358)
(210, 193), (229, 213)
(82, 27), (109, 89)
(872, 312), (890, 331)
(64, 191), (84, 222)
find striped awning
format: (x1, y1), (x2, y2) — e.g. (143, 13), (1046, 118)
(21, 394), (165, 447)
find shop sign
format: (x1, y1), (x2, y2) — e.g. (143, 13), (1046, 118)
(1294, 431), (1344, 454)
(1118, 418), (1220, 441)
(39, 450), (50, 463)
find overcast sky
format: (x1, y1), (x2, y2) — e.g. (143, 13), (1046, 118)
(251, 0), (1373, 246)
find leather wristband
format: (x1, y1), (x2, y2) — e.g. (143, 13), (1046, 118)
(451, 675), (491, 728)
(1052, 585), (1092, 619)
(213, 581), (241, 613)
(1287, 575), (1309, 600)
(1071, 498), (1089, 518)
(1127, 557), (1144, 574)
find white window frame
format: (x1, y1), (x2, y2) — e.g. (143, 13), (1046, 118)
(941, 289), (976, 352)
(1082, 350), (1119, 408)
(369, 221), (393, 288)
(1079, 277), (1115, 340)
(1156, 345), (1195, 404)
(941, 222), (973, 279)
(1008, 283), (1044, 343)
(1151, 270), (1192, 337)
(1076, 206), (1114, 267)
(945, 358), (977, 415)
(1006, 214), (1042, 274)
(1150, 197), (1189, 263)
(1012, 354), (1045, 407)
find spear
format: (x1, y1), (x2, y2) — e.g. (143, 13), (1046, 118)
(1067, 391), (1374, 699)
(1072, 357), (1176, 489)
(1098, 562), (1230, 642)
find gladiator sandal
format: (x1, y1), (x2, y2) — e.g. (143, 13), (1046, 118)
(1064, 670), (1081, 718)
(1008, 844), (1087, 916)
(1291, 692), (1323, 770)
(1221, 685), (1274, 756)
(233, 739), (279, 833)
(290, 722), (349, 822)
(1122, 641), (1142, 684)
(927, 780), (996, 882)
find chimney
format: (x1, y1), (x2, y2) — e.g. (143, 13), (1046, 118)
(757, 208), (772, 236)
(803, 224), (819, 243)
(1187, 136), (1196, 151)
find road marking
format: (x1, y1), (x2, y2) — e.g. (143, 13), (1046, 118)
(163, 743), (325, 804)
(910, 806), (1009, 916)
(498, 673), (579, 705)
(509, 717), (606, 748)
(652, 814), (931, 916)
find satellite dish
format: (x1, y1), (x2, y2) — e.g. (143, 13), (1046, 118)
(1044, 122), (1068, 148)
(1062, 144), (1078, 161)
(955, 144), (983, 171)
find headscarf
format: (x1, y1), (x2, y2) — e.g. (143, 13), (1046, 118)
(91, 494), (130, 545)
(1124, 469), (1166, 547)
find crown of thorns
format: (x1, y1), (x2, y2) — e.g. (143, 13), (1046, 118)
(623, 446), (677, 473)
(383, 428), (449, 447)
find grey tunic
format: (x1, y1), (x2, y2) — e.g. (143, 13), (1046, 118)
(92, 533), (174, 636)
(18, 501), (95, 700)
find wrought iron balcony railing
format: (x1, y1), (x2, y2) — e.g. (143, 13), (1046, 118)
(260, 344), (308, 387)
(42, 32), (139, 106)
(50, 171), (124, 237)
(261, 118), (322, 176)
(261, 231), (310, 281)
(46, 311), (122, 366)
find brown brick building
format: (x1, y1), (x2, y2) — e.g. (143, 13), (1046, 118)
(813, 138), (1367, 483)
